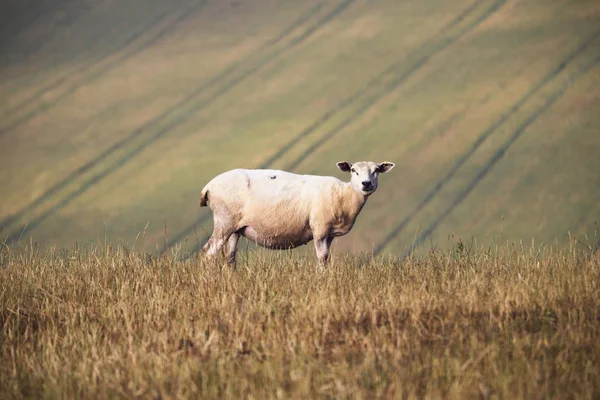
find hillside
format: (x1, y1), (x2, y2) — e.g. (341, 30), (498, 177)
(1, 0), (599, 255)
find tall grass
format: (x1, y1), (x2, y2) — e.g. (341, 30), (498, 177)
(1, 240), (598, 399)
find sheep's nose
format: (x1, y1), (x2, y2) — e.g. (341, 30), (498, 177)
(362, 181), (373, 188)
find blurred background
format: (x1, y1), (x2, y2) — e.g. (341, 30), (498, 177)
(0, 0), (599, 256)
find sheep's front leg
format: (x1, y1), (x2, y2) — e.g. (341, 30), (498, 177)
(314, 236), (334, 267)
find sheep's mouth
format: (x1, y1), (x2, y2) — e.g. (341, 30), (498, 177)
(362, 188), (375, 195)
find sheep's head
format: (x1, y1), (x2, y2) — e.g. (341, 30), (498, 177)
(336, 161), (395, 196)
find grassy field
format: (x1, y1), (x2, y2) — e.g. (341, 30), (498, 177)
(1, 242), (598, 398)
(0, 0), (599, 255)
(1, 1), (599, 398)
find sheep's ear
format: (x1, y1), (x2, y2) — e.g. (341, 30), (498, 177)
(377, 162), (395, 173)
(336, 161), (352, 172)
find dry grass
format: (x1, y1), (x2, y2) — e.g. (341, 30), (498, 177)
(1, 240), (599, 399)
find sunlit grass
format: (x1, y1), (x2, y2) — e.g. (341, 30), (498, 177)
(1, 240), (598, 398)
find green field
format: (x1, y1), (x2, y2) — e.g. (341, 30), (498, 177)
(1, 0), (599, 255)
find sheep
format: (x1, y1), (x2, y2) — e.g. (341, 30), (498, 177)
(199, 161), (395, 266)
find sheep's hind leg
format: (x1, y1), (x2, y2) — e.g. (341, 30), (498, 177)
(202, 237), (213, 254)
(203, 208), (238, 262)
(226, 233), (240, 266)
(204, 227), (234, 262)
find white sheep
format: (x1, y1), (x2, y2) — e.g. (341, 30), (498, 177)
(199, 161), (395, 265)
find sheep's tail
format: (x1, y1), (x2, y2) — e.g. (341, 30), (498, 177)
(200, 186), (210, 207)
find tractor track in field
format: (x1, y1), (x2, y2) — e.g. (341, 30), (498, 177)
(3, 1), (181, 116)
(282, 0), (505, 172)
(374, 31), (600, 255)
(0, 1), (59, 52)
(0, 0), (207, 138)
(2, 0), (355, 243)
(258, 0), (486, 170)
(0, 0), (91, 60)
(29, 0), (123, 61)
(169, 0), (507, 255)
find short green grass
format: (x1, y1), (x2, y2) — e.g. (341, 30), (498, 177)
(0, 0), (599, 254)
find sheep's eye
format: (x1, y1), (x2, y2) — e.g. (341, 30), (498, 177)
(351, 168), (355, 173)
